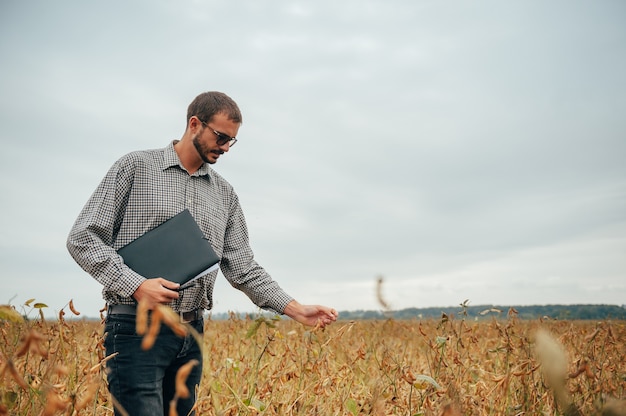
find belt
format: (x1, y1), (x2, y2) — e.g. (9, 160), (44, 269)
(107, 304), (204, 323)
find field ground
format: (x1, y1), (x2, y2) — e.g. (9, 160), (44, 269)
(1, 305), (625, 415)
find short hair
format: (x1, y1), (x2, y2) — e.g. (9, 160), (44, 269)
(186, 91), (242, 125)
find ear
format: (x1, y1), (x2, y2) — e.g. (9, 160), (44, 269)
(188, 116), (203, 133)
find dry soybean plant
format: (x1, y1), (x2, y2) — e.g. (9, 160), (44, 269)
(0, 299), (109, 415)
(1, 298), (625, 415)
(0, 300), (205, 416)
(194, 308), (626, 415)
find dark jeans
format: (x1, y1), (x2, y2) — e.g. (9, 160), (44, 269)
(104, 313), (204, 416)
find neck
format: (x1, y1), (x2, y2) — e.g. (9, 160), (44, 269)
(174, 139), (203, 175)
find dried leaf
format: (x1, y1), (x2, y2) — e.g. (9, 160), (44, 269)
(0, 305), (24, 323)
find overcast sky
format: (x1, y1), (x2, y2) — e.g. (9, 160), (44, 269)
(1, 0), (624, 318)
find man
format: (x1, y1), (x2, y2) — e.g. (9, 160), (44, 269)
(67, 91), (338, 416)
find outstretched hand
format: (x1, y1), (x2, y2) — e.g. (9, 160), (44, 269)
(283, 300), (338, 328)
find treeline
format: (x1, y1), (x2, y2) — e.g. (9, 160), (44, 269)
(336, 304), (626, 321)
(208, 304), (626, 321)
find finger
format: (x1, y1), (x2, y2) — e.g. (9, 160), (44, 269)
(158, 278), (181, 291)
(162, 288), (180, 301)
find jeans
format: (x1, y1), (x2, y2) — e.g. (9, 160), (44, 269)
(104, 313), (204, 416)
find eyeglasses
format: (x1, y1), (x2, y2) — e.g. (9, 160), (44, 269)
(201, 121), (237, 147)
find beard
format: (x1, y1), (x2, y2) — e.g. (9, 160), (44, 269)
(192, 133), (221, 164)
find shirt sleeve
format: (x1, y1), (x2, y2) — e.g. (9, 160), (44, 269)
(66, 157), (146, 299)
(218, 192), (294, 314)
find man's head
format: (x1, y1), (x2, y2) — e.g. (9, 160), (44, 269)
(186, 91), (242, 126)
(179, 92), (242, 167)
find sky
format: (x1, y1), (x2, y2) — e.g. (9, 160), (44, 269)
(1, 0), (625, 319)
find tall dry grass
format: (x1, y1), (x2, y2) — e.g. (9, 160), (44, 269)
(1, 299), (625, 415)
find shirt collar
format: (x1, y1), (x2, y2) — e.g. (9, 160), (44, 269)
(164, 140), (212, 177)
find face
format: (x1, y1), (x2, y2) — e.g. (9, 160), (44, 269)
(191, 113), (240, 164)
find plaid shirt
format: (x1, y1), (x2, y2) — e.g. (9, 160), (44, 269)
(67, 141), (293, 314)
